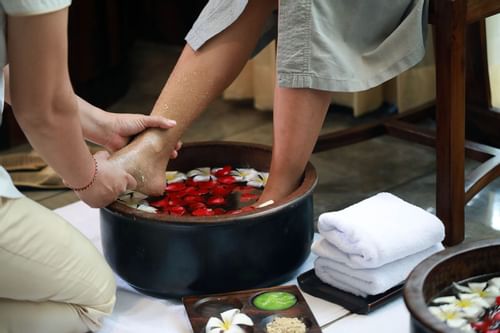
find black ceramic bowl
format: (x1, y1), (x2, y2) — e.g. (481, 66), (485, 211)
(404, 238), (500, 333)
(100, 141), (317, 299)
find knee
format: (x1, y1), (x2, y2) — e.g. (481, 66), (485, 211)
(81, 262), (116, 331)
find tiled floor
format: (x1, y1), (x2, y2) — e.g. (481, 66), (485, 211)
(13, 41), (500, 242)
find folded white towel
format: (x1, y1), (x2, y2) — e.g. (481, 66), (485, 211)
(314, 243), (444, 297)
(317, 192), (445, 268)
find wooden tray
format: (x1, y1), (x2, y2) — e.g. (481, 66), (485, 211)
(182, 285), (321, 333)
(297, 269), (403, 314)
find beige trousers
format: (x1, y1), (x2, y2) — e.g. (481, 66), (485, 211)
(0, 196), (116, 333)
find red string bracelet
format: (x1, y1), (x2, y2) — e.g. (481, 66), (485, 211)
(69, 156), (98, 192)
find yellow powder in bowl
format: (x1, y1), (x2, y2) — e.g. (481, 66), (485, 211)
(266, 317), (306, 333)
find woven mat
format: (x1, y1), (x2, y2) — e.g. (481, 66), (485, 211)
(0, 147), (99, 189)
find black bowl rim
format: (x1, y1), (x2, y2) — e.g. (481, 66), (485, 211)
(103, 141), (318, 225)
(403, 238), (500, 333)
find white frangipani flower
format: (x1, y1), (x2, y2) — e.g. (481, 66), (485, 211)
(459, 324), (475, 333)
(433, 294), (488, 318)
(118, 191), (157, 213)
(118, 191), (153, 210)
(165, 171), (187, 184)
(187, 167), (216, 182)
(230, 168), (259, 182)
(488, 277), (500, 288)
(136, 204), (157, 213)
(246, 172), (268, 188)
(428, 304), (469, 328)
(205, 309), (253, 333)
(454, 281), (500, 306)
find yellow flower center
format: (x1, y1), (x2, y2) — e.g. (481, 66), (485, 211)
(456, 299), (472, 308)
(222, 320), (231, 330)
(444, 312), (459, 320)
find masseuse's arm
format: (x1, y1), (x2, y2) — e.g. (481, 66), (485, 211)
(6, 7), (136, 207)
(4, 65), (180, 156)
(77, 97), (182, 154)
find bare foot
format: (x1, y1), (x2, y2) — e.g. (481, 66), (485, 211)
(110, 132), (172, 196)
(255, 176), (301, 207)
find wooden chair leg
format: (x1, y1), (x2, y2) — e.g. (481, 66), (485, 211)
(434, 0), (467, 246)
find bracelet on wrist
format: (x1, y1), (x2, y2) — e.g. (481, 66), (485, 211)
(68, 156), (98, 192)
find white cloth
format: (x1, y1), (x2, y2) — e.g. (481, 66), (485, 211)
(0, 0), (70, 199)
(317, 192), (444, 268)
(314, 243), (443, 297)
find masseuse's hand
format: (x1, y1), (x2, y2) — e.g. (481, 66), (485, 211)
(100, 112), (181, 153)
(78, 97), (182, 156)
(75, 150), (137, 208)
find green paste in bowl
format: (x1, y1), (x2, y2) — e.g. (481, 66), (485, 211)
(252, 291), (297, 311)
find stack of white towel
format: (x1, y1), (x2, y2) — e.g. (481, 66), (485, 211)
(312, 192), (445, 297)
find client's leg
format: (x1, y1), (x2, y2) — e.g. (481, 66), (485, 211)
(0, 197), (116, 333)
(257, 87), (333, 204)
(112, 0), (278, 195)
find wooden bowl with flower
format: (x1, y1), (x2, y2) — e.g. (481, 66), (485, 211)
(100, 141), (317, 298)
(404, 238), (500, 333)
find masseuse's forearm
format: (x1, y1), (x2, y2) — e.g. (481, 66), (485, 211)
(14, 91), (96, 189)
(6, 8), (96, 190)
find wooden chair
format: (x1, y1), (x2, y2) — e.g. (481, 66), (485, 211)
(314, 0), (500, 246)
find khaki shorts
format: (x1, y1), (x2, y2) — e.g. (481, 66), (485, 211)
(186, 0), (428, 92)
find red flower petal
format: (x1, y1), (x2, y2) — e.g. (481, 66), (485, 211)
(240, 193), (258, 202)
(192, 208), (215, 216)
(213, 208), (226, 215)
(212, 185), (234, 197)
(168, 191), (187, 199)
(207, 196), (226, 206)
(214, 165), (232, 177)
(217, 175), (237, 185)
(183, 195), (203, 204)
(186, 178), (197, 187)
(149, 198), (170, 208)
(196, 180), (217, 188)
(168, 206), (186, 216)
(165, 183), (186, 192)
(189, 202), (206, 211)
(192, 188), (210, 196)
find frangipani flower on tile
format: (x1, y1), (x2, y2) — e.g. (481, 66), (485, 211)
(428, 304), (469, 328)
(187, 167), (217, 182)
(246, 172), (268, 188)
(205, 308), (253, 333)
(453, 281), (500, 306)
(165, 171), (187, 184)
(230, 168), (259, 182)
(433, 294), (489, 318)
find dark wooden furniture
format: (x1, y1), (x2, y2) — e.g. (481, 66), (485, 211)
(314, 0), (500, 246)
